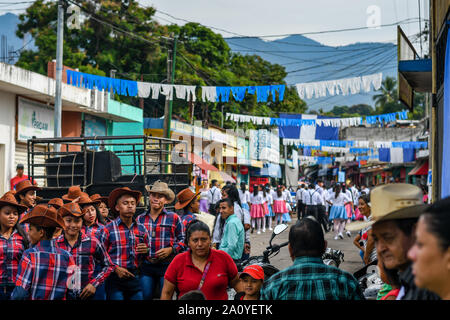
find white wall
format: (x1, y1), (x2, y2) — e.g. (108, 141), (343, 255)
(0, 91), (16, 194)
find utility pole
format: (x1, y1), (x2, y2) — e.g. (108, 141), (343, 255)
(54, 0), (64, 151)
(163, 35), (178, 139)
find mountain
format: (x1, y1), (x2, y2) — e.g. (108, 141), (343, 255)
(0, 13), (35, 64)
(225, 35), (398, 111)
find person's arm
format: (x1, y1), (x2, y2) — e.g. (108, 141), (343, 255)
(172, 215), (186, 254)
(353, 234), (364, 251)
(11, 252), (32, 300)
(230, 275), (241, 292)
(160, 279), (176, 300)
(363, 230), (375, 265)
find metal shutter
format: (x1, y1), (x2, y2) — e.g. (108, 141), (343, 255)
(14, 142), (46, 187)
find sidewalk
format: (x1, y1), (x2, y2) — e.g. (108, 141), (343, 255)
(248, 216), (365, 276)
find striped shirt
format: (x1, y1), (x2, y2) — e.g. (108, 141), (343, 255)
(261, 256), (365, 300)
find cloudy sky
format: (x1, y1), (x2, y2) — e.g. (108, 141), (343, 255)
(0, 0), (428, 51)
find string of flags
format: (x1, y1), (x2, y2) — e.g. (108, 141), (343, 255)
(226, 110), (408, 128)
(66, 70), (285, 103)
(283, 138), (427, 149)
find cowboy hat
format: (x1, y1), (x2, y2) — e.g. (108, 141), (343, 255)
(174, 188), (200, 210)
(48, 198), (64, 209)
(108, 187), (142, 214)
(346, 183), (428, 232)
(14, 180), (40, 200)
(90, 194), (109, 204)
(0, 192), (28, 214)
(145, 180), (175, 203)
(58, 202), (84, 218)
(20, 204), (65, 229)
(77, 194), (100, 206)
(62, 186), (84, 201)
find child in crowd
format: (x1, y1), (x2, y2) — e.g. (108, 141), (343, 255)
(234, 265), (264, 300)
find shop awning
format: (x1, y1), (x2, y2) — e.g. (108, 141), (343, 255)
(209, 170), (236, 183)
(183, 152), (219, 172)
(408, 160), (429, 176)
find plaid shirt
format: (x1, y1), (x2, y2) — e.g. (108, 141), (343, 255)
(260, 256), (365, 300)
(14, 240), (76, 300)
(82, 222), (106, 243)
(102, 217), (150, 270)
(0, 230), (27, 286)
(137, 209), (186, 259)
(180, 212), (196, 229)
(54, 233), (113, 290)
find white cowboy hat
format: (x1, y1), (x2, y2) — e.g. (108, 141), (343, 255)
(145, 180), (175, 203)
(346, 183), (428, 231)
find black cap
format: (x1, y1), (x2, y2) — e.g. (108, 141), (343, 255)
(16, 164), (24, 169)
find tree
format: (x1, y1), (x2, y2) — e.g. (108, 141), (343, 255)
(372, 76), (398, 110)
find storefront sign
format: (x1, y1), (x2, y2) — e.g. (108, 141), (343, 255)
(18, 98), (54, 142)
(240, 166), (249, 175)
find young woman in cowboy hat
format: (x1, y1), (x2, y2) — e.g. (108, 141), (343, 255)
(78, 194), (106, 242)
(174, 188), (200, 228)
(14, 180), (40, 218)
(11, 204), (77, 300)
(103, 187), (150, 300)
(90, 194), (113, 224)
(0, 192), (30, 300)
(137, 180), (185, 300)
(54, 202), (114, 300)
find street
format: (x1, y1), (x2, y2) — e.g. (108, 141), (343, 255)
(249, 216), (364, 276)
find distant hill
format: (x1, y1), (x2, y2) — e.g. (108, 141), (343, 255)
(225, 35), (397, 111)
(0, 13), (35, 64)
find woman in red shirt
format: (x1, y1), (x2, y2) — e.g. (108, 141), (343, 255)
(161, 220), (240, 300)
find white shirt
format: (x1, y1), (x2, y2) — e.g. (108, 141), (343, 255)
(266, 193), (273, 205)
(362, 187), (370, 195)
(250, 193), (263, 205)
(315, 186), (326, 205)
(295, 188), (306, 202)
(327, 192), (351, 206)
(238, 189), (251, 204)
(282, 190), (292, 202)
(302, 189), (322, 205)
(350, 186), (360, 205)
(271, 190), (285, 201)
(207, 186), (221, 205)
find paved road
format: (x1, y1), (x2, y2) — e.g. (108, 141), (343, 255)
(249, 216), (364, 276)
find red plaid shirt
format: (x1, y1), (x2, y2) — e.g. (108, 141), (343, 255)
(14, 240), (76, 300)
(82, 222), (106, 243)
(54, 233), (113, 290)
(0, 230), (27, 286)
(102, 217), (150, 270)
(137, 209), (186, 259)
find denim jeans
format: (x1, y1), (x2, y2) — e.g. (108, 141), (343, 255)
(0, 285), (14, 300)
(105, 270), (143, 300)
(139, 262), (170, 300)
(93, 282), (106, 300)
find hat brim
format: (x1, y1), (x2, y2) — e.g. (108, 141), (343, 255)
(78, 199), (101, 206)
(20, 212), (65, 229)
(174, 192), (200, 210)
(0, 200), (28, 214)
(14, 186), (41, 199)
(239, 271), (264, 280)
(108, 189), (142, 213)
(146, 186), (175, 203)
(346, 203), (428, 232)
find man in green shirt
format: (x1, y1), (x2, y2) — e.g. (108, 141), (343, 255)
(261, 217), (364, 300)
(218, 198), (244, 263)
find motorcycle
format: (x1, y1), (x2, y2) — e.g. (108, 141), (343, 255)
(322, 247), (345, 268)
(353, 261), (383, 300)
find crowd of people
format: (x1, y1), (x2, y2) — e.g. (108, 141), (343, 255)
(1, 170), (448, 301)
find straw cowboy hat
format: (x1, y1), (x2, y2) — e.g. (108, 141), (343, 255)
(58, 202), (84, 218)
(90, 194), (109, 204)
(0, 192), (28, 213)
(62, 186), (86, 201)
(145, 180), (175, 203)
(20, 204), (66, 229)
(346, 183), (428, 232)
(14, 180), (40, 200)
(174, 188), (200, 210)
(48, 198), (64, 209)
(108, 187), (142, 214)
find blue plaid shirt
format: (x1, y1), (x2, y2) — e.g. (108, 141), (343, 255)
(260, 256), (365, 300)
(13, 240), (76, 300)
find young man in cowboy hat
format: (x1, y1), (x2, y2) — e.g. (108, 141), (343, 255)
(346, 183), (440, 300)
(11, 204), (77, 300)
(102, 187), (150, 300)
(54, 202), (114, 300)
(137, 180), (185, 300)
(62, 185), (85, 203)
